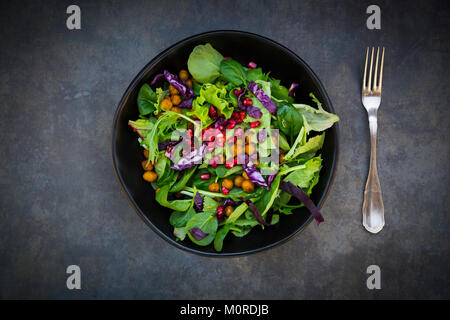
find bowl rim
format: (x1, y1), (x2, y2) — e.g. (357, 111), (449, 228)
(111, 30), (339, 257)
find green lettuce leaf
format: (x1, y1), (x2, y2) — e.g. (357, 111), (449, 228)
(293, 93), (339, 133)
(283, 156), (322, 194)
(187, 43), (224, 83)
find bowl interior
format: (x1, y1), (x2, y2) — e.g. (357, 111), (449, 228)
(112, 31), (338, 256)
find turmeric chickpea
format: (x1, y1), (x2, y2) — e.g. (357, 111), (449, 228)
(171, 94), (182, 105)
(185, 79), (193, 88)
(222, 178), (233, 190)
(143, 149), (149, 159)
(208, 182), (220, 193)
(225, 206), (234, 217)
(234, 176), (244, 188)
(171, 106), (182, 114)
(161, 98), (172, 110)
(242, 180), (254, 193)
(179, 70), (189, 81)
(143, 171), (158, 183)
(169, 84), (179, 95)
(141, 160), (153, 171)
(242, 172), (249, 180)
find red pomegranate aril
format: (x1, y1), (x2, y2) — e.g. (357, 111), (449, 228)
(200, 173), (211, 180)
(210, 160), (217, 168)
(233, 158), (238, 165)
(250, 121), (261, 128)
(226, 123), (236, 129)
(225, 160), (235, 169)
(222, 187), (230, 195)
(240, 111), (246, 119)
(232, 111), (240, 119)
(209, 106), (217, 115)
(234, 89), (242, 96)
(248, 61), (257, 69)
(243, 98), (252, 106)
(218, 125), (224, 131)
(236, 118), (243, 124)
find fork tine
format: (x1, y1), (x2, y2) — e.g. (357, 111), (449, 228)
(368, 47), (374, 91)
(363, 47), (369, 90)
(378, 47), (385, 91)
(373, 47), (380, 89)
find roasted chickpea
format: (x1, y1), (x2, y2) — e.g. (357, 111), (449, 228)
(179, 70), (189, 81)
(208, 182), (220, 193)
(234, 176), (244, 188)
(141, 160), (153, 171)
(222, 178), (233, 190)
(143, 171), (158, 183)
(169, 84), (179, 95)
(225, 206), (234, 217)
(245, 143), (256, 155)
(242, 180), (254, 193)
(185, 79), (193, 88)
(143, 149), (149, 159)
(171, 106), (182, 114)
(242, 172), (249, 180)
(161, 98), (172, 110)
(171, 94), (182, 105)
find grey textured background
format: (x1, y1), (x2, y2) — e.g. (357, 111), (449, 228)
(0, 0), (449, 299)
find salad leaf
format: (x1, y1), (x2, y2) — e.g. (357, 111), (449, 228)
(170, 207), (195, 228)
(293, 94), (339, 132)
(187, 43), (224, 83)
(186, 212), (218, 245)
(158, 137), (182, 151)
(246, 68), (265, 82)
(244, 165), (269, 189)
(171, 145), (206, 171)
(287, 132), (325, 161)
(170, 166), (197, 193)
(226, 202), (248, 224)
(269, 77), (294, 103)
(137, 84), (158, 115)
(239, 197), (270, 227)
(150, 70), (194, 97)
(189, 227), (209, 241)
(203, 196), (219, 213)
(178, 97), (193, 109)
(288, 82), (300, 98)
(255, 174), (281, 216)
(279, 181), (324, 225)
(220, 59), (247, 86)
(248, 81), (277, 115)
(214, 224), (240, 252)
(277, 103), (303, 143)
(194, 193), (204, 212)
(283, 156), (322, 194)
(128, 118), (155, 139)
(155, 185), (191, 212)
(173, 227), (187, 240)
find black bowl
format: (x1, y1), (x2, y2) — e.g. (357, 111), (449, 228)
(112, 30), (338, 256)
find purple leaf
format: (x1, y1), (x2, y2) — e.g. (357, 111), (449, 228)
(149, 70), (194, 97)
(194, 193), (204, 212)
(237, 88), (247, 110)
(178, 97), (193, 109)
(246, 105), (262, 119)
(288, 82), (300, 98)
(189, 227), (209, 241)
(238, 197), (270, 227)
(171, 145), (206, 171)
(158, 137), (182, 151)
(267, 171), (278, 188)
(279, 181), (324, 225)
(244, 165), (269, 189)
(223, 199), (241, 207)
(213, 116), (228, 129)
(247, 81), (277, 115)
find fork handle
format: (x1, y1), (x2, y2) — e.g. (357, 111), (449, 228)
(362, 113), (385, 233)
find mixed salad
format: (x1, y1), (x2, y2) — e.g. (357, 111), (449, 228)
(129, 43), (339, 251)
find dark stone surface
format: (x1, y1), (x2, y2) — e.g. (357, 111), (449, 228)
(0, 0), (449, 299)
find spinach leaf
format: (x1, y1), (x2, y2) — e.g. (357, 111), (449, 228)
(215, 165), (242, 178)
(214, 224), (239, 252)
(155, 185), (191, 211)
(246, 68), (266, 82)
(270, 78), (294, 103)
(186, 212), (218, 246)
(187, 43), (224, 83)
(170, 166), (197, 193)
(170, 207), (196, 228)
(137, 84), (157, 115)
(173, 227), (187, 241)
(220, 59), (247, 86)
(203, 196), (219, 213)
(277, 103), (303, 143)
(255, 175), (281, 216)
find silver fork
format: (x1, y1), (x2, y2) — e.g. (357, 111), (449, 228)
(362, 47), (385, 234)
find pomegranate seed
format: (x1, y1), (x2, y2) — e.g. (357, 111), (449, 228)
(187, 129), (193, 136)
(236, 118), (243, 124)
(250, 121), (261, 128)
(222, 187), (229, 195)
(243, 98), (253, 106)
(209, 135), (215, 142)
(218, 125), (224, 131)
(200, 173), (211, 180)
(233, 158), (238, 165)
(226, 122), (236, 129)
(232, 111), (240, 119)
(234, 89), (242, 96)
(210, 160), (217, 168)
(248, 61), (257, 69)
(225, 161), (234, 169)
(209, 106), (216, 115)
(240, 111), (246, 119)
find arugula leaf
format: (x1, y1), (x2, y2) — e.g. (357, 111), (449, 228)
(186, 212), (218, 246)
(155, 185), (191, 211)
(187, 43), (224, 83)
(220, 59), (247, 86)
